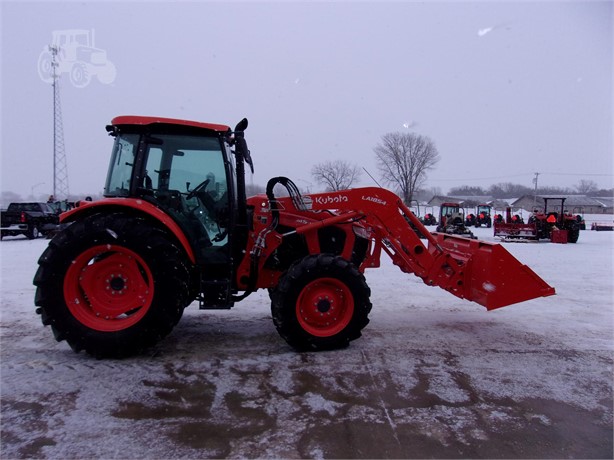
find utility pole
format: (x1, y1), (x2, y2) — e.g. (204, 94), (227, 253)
(50, 45), (69, 201)
(532, 172), (540, 210)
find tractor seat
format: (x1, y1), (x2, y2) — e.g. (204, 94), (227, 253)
(155, 189), (185, 213)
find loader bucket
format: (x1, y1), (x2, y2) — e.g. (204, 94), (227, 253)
(432, 233), (555, 310)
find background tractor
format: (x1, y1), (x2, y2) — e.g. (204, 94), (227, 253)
(435, 202), (476, 238)
(34, 116), (555, 358)
(421, 213), (437, 225)
(494, 198), (580, 243)
(420, 206), (437, 226)
(466, 204), (492, 228)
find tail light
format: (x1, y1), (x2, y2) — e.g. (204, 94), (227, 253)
(20, 212), (27, 223)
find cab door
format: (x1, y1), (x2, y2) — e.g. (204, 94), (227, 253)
(140, 133), (233, 266)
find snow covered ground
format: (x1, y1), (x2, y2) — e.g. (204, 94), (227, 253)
(1, 221), (612, 458)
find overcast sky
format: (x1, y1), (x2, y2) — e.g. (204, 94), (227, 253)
(1, 0), (612, 200)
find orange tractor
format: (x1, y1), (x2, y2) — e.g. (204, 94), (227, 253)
(466, 204), (492, 228)
(494, 198), (580, 243)
(34, 116), (555, 358)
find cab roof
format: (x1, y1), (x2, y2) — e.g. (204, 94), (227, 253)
(110, 115), (230, 133)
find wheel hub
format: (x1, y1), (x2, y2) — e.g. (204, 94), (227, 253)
(296, 277), (354, 337)
(316, 298), (332, 313)
(108, 275), (127, 294)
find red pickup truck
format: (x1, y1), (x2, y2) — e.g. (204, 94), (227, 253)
(1, 202), (59, 239)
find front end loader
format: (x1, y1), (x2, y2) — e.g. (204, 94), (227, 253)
(33, 116), (555, 358)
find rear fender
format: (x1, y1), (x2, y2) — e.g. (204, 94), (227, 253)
(60, 198), (196, 263)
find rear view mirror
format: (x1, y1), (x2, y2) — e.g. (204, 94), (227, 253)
(234, 118), (248, 132)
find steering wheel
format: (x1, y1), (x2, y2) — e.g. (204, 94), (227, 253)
(186, 179), (210, 200)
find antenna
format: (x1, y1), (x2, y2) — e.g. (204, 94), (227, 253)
(362, 167), (382, 188)
(532, 172), (540, 209)
(50, 45), (70, 201)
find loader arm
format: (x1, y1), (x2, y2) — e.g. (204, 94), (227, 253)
(244, 186), (554, 310)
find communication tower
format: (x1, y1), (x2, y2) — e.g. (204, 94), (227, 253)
(50, 45), (70, 200)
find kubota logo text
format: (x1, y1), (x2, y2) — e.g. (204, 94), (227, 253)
(314, 195), (349, 205)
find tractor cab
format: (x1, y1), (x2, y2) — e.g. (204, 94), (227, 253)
(105, 118), (239, 261)
(438, 203), (464, 227)
(436, 203), (476, 238)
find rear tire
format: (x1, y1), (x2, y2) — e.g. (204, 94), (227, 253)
(26, 225), (39, 239)
(33, 212), (191, 358)
(567, 224), (580, 243)
(271, 254), (371, 351)
(70, 61), (91, 88)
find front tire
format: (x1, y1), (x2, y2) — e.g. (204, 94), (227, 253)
(271, 254), (372, 351)
(33, 212), (191, 358)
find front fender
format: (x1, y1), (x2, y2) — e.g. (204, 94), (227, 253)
(60, 198), (196, 263)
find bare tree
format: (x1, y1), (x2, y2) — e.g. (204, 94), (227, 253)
(245, 183), (266, 196)
(311, 160), (361, 191)
(374, 132), (440, 204)
(449, 185), (486, 196)
(488, 182), (532, 198)
(575, 179), (598, 195)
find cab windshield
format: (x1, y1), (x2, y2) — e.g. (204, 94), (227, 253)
(441, 205), (461, 217)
